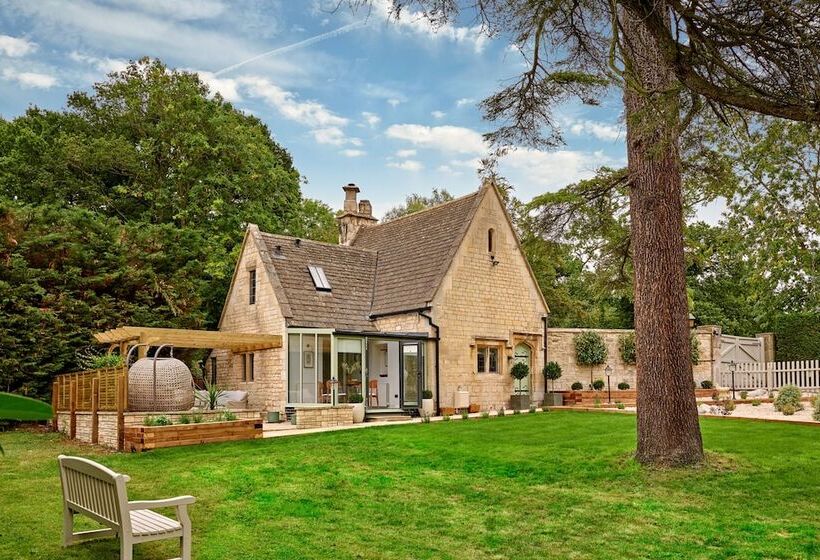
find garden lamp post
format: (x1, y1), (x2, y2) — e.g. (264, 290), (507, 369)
(605, 365), (612, 404)
(729, 360), (737, 400)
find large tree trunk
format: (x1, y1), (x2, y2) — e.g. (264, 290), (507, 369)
(620, 3), (704, 465)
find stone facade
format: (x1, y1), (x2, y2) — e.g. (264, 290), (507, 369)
(545, 326), (719, 391)
(292, 405), (354, 428)
(429, 187), (549, 411)
(209, 227), (287, 413)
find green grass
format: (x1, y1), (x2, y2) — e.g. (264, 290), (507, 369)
(1, 411), (818, 559)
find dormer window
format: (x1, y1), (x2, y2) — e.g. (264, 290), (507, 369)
(308, 265), (332, 292)
(488, 228), (495, 254)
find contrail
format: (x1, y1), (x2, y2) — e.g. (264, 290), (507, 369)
(213, 20), (366, 76)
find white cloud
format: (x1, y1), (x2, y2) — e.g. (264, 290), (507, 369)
(69, 51), (129, 74)
(312, 127), (362, 146)
(109, 0), (226, 20)
(0, 35), (37, 57)
(2, 68), (57, 88)
(387, 98), (401, 108)
(431, 110), (446, 119)
(237, 76), (348, 128)
(386, 124), (486, 154)
(500, 148), (613, 192)
(341, 149), (366, 157)
(361, 111), (381, 127)
(567, 119), (622, 141)
(388, 160), (423, 171)
(456, 97), (475, 107)
(196, 71), (242, 102)
(436, 164), (462, 176)
(395, 149), (417, 158)
(369, 0), (488, 53)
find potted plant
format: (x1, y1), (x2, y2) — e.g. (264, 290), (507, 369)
(421, 389), (435, 417)
(543, 361), (563, 406)
(509, 361), (530, 410)
(348, 393), (365, 423)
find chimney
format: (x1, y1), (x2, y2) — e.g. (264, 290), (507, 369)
(337, 183), (378, 245)
(343, 183), (359, 213)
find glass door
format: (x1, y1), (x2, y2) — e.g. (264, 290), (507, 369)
(401, 342), (422, 408)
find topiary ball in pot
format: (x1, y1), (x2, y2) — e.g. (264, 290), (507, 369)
(571, 381), (583, 391)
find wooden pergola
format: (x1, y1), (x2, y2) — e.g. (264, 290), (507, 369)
(94, 326), (282, 356)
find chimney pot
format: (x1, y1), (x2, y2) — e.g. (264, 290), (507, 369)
(358, 199), (373, 217)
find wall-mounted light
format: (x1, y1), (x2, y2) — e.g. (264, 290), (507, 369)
(490, 255), (500, 266)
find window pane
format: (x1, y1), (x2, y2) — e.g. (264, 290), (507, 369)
(488, 347), (498, 373)
(477, 347), (485, 373)
(337, 338), (362, 404)
(302, 334), (316, 402)
(249, 270), (256, 304)
(318, 334), (332, 403)
(288, 334), (301, 402)
(249, 353), (255, 382)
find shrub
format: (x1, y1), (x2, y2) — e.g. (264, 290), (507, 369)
(422, 389), (434, 400)
(220, 410), (237, 421)
(201, 379), (225, 411)
(701, 380), (714, 389)
(442, 414), (451, 422)
(593, 398), (601, 408)
(178, 414), (191, 425)
(781, 403), (798, 416)
(192, 413), (204, 423)
(739, 391), (748, 400)
(592, 379), (605, 391)
(421, 414), (431, 424)
(348, 393), (364, 404)
(513, 409), (521, 415)
(617, 381), (630, 390)
(571, 381), (584, 391)
(529, 406), (537, 414)
(460, 410), (469, 420)
(751, 399), (762, 406)
(497, 407), (505, 417)
(690, 333), (701, 364)
(812, 396), (820, 422)
(543, 361), (562, 393)
(618, 332), (636, 365)
(574, 331), (608, 367)
(711, 391), (720, 401)
(480, 411), (490, 419)
(144, 415), (171, 427)
(616, 402), (625, 410)
(773, 312), (820, 361)
(773, 385), (803, 413)
(724, 400), (736, 414)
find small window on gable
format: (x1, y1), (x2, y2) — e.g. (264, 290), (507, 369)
(308, 265), (332, 291)
(488, 228), (495, 254)
(248, 269), (256, 305)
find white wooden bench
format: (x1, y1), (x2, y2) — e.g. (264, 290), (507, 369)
(58, 455), (195, 560)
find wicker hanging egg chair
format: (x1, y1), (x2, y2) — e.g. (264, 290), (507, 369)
(127, 346), (194, 411)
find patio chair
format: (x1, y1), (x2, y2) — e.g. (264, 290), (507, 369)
(58, 455), (195, 560)
(367, 379), (379, 407)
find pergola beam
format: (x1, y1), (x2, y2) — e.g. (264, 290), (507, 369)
(93, 326), (282, 352)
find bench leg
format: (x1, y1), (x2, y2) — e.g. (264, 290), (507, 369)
(62, 509), (74, 547)
(181, 523), (192, 560)
(120, 538), (133, 560)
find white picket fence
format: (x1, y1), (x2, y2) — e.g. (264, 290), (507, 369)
(718, 360), (820, 392)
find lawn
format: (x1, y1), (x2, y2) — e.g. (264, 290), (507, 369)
(1, 411), (818, 560)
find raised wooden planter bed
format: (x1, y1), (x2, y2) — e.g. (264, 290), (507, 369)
(559, 388), (719, 406)
(123, 418), (263, 452)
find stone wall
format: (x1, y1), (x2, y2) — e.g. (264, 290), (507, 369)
(292, 405), (353, 429)
(430, 187), (549, 411)
(56, 410), (262, 449)
(545, 326), (718, 391)
(209, 225), (286, 413)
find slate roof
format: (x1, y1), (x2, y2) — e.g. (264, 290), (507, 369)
(258, 233), (378, 331)
(254, 188), (485, 331)
(352, 190), (483, 316)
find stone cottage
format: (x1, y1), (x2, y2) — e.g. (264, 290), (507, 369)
(207, 181), (550, 417)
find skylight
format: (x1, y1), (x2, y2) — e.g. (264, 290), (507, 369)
(308, 265), (332, 292)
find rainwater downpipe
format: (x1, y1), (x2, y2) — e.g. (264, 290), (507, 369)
(420, 310), (441, 415)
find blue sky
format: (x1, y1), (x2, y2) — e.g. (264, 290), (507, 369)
(0, 0), (721, 221)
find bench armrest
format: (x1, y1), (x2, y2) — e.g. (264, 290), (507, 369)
(128, 496), (196, 510)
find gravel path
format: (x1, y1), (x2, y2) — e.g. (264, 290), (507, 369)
(707, 402), (818, 423)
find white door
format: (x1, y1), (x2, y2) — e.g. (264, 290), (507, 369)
(514, 343), (531, 394)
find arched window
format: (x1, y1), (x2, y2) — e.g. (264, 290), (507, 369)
(488, 228), (495, 254)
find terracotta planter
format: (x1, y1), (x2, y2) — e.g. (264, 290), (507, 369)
(351, 403), (365, 423)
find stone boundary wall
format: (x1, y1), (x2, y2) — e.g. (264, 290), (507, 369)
(546, 326), (719, 392)
(292, 405), (354, 429)
(56, 409), (262, 449)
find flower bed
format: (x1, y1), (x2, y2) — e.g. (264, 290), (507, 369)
(123, 418), (263, 452)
